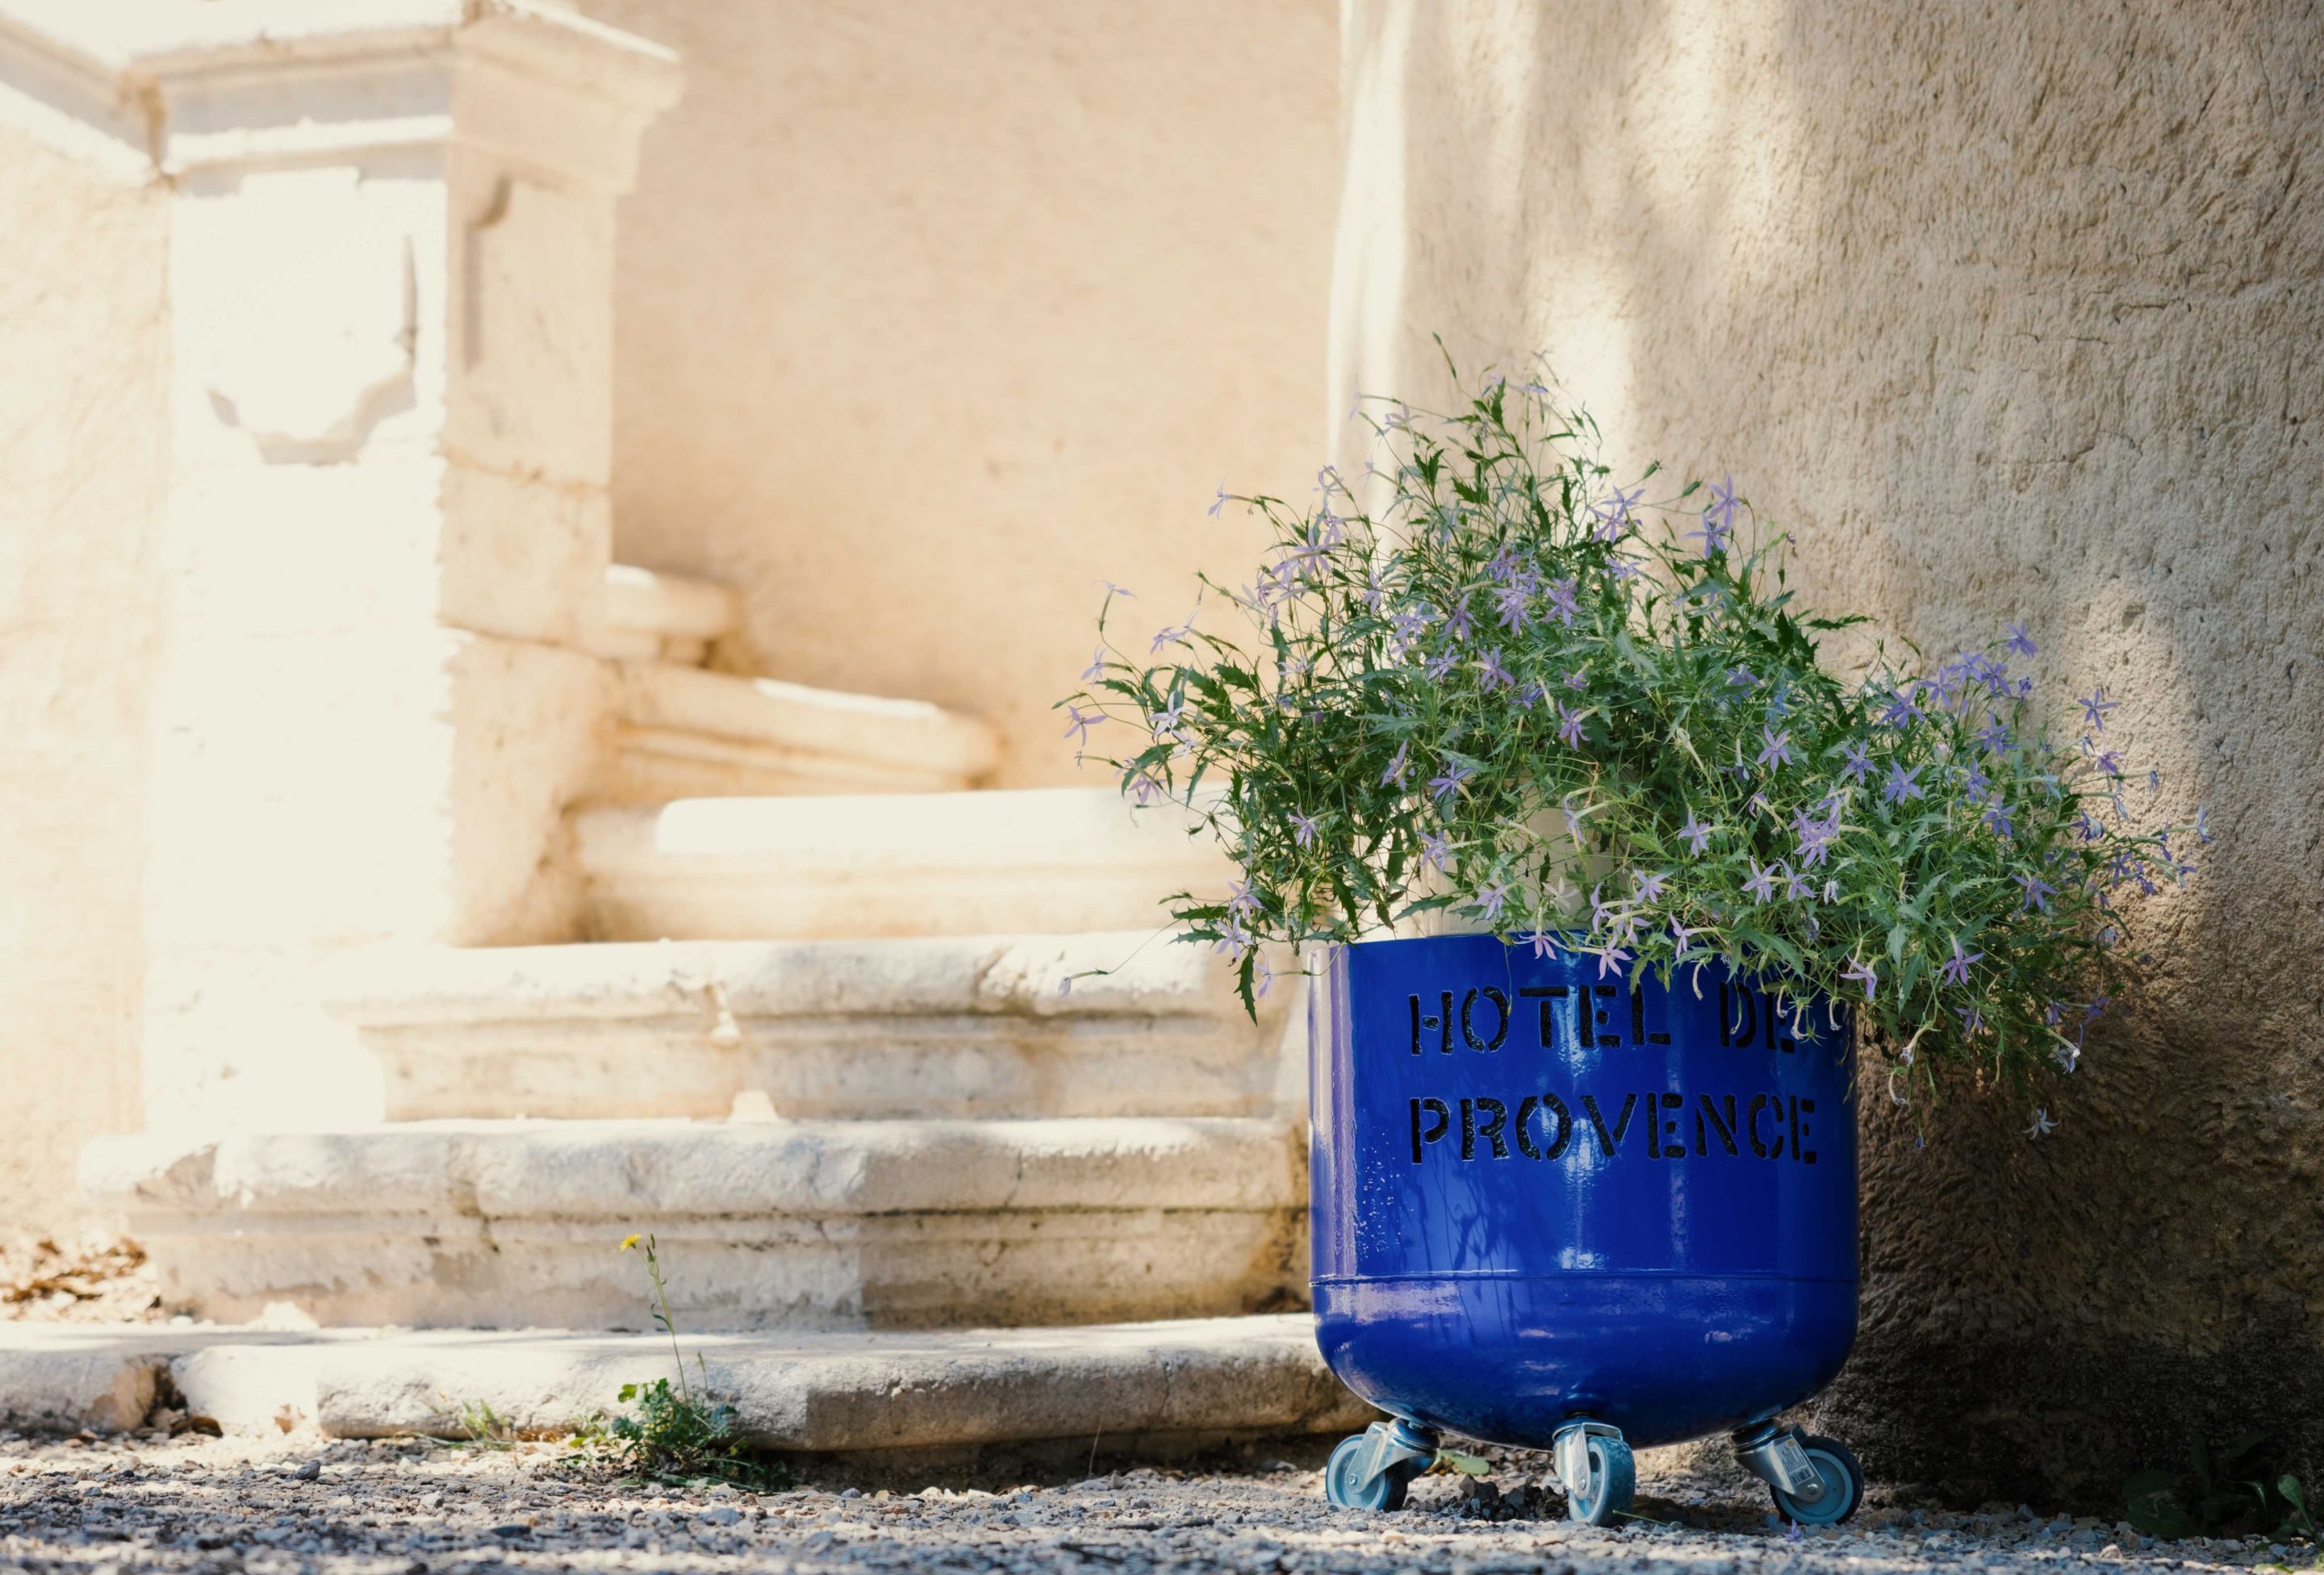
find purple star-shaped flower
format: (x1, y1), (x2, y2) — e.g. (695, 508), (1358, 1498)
(1975, 720), (2011, 754)
(1678, 812), (1713, 855)
(1474, 884), (1510, 922)
(1525, 931), (1560, 959)
(1633, 870), (1670, 905)
(1742, 859), (1779, 905)
(1791, 807), (1838, 868)
(1289, 812), (1321, 848)
(1564, 668), (1589, 691)
(1493, 583), (1531, 631)
(1590, 942), (1632, 979)
(1589, 883), (1617, 932)
(1208, 484), (1229, 518)
(1756, 728), (1796, 772)
(1061, 704), (1104, 746)
(1937, 938), (1984, 987)
(2004, 622), (2038, 658)
(1545, 577), (1581, 627)
(1381, 742), (1411, 787)
(1841, 957), (1879, 1001)
(1423, 649), (1458, 681)
(1878, 683), (1925, 728)
(1983, 801), (2015, 838)
(2079, 687), (2119, 730)
(1696, 474), (1741, 549)
(1839, 742), (1874, 783)
(1080, 645), (1108, 683)
(2016, 871), (2055, 913)
(1881, 762), (1923, 806)
(1427, 762), (1473, 803)
(1590, 483), (1643, 542)
(1557, 704), (1587, 749)
(1477, 649), (1515, 691)
(1444, 602), (1475, 643)
(1725, 664), (1756, 689)
(1419, 830), (1453, 874)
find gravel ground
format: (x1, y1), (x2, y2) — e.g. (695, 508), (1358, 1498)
(0, 1428), (2313, 1575)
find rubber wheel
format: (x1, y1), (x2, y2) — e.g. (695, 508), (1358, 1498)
(1771, 1435), (1862, 1527)
(1325, 1434), (1414, 1511)
(1565, 1435), (1635, 1526)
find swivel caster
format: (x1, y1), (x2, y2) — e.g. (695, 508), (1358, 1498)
(1552, 1418), (1634, 1526)
(1732, 1421), (1863, 1527)
(1324, 1418), (1437, 1511)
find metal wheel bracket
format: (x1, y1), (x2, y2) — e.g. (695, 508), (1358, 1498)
(1551, 1418), (1624, 1500)
(1733, 1423), (1826, 1502)
(1355, 1418), (1437, 1489)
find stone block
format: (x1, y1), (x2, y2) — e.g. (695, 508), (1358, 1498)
(574, 787), (1230, 942)
(325, 931), (1288, 1121)
(82, 1117), (1306, 1331)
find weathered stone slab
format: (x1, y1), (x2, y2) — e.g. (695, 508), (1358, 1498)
(324, 932), (1289, 1122)
(573, 788), (1231, 942)
(82, 1117), (1306, 1331)
(0, 1316), (1373, 1450)
(600, 662), (1000, 801)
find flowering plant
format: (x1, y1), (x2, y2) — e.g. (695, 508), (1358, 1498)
(1061, 372), (2202, 1105)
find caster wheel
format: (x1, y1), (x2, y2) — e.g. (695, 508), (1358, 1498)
(1770, 1435), (1862, 1527)
(1565, 1435), (1635, 1526)
(1325, 1434), (1417, 1511)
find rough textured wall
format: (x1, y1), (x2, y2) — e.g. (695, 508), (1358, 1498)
(582, 0), (1339, 785)
(0, 128), (169, 1231)
(1332, 0), (2324, 1510)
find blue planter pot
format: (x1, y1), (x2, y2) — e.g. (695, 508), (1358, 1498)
(1309, 934), (1865, 1523)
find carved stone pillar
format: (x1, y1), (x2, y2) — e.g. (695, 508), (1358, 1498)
(132, 7), (679, 1130)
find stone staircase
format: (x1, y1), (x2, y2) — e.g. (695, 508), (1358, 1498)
(2, 0), (1355, 1454)
(592, 565), (1001, 800)
(81, 566), (1344, 1452)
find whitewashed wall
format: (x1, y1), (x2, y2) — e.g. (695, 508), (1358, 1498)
(1330, 0), (2324, 1507)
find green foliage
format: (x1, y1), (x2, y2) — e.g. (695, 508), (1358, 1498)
(591, 1375), (774, 1487)
(448, 1396), (517, 1450)
(2125, 1435), (2317, 1545)
(1063, 366), (2198, 1100)
(568, 1233), (787, 1489)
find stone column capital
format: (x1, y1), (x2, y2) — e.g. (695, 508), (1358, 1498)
(0, 0), (680, 191)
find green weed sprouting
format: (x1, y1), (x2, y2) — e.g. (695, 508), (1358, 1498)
(1062, 366), (2201, 1113)
(568, 1233), (784, 1489)
(449, 1396), (517, 1450)
(2126, 1435), (2318, 1548)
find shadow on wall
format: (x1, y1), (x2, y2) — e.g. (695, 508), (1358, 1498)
(1330, 0), (2324, 1510)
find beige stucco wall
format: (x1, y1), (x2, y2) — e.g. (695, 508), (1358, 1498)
(583, 0), (1340, 786)
(1332, 0), (2324, 1506)
(0, 127), (169, 1231)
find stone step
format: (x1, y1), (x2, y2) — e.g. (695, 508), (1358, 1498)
(597, 661), (998, 802)
(0, 1315), (1372, 1452)
(600, 563), (739, 664)
(324, 933), (1291, 1122)
(81, 1117), (1306, 1332)
(573, 788), (1231, 942)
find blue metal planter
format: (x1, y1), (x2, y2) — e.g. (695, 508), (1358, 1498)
(1310, 934), (1865, 1523)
